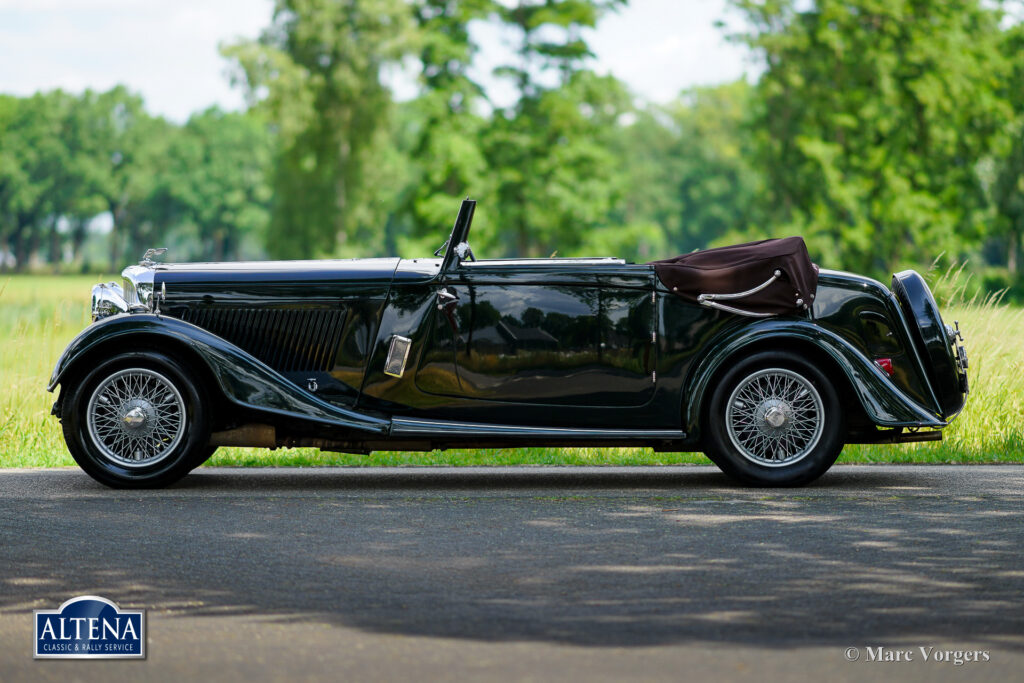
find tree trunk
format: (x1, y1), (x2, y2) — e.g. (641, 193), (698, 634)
(12, 224), (29, 273)
(49, 215), (61, 272)
(109, 201), (123, 270)
(71, 218), (89, 270)
(26, 220), (41, 271)
(1009, 230), (1019, 275)
(0, 227), (12, 273)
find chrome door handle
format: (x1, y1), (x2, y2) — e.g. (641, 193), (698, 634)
(436, 289), (457, 310)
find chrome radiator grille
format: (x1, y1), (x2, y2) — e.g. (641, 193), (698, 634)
(176, 308), (346, 373)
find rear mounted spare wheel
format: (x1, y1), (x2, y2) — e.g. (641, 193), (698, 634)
(891, 270), (965, 418)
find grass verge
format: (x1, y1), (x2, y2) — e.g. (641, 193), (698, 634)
(1, 271), (1020, 468)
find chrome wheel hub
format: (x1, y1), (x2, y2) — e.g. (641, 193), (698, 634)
(122, 404), (149, 429)
(725, 368), (825, 467)
(763, 403), (789, 429)
(86, 368), (186, 468)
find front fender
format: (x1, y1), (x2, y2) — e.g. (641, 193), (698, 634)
(49, 314), (390, 435)
(683, 320), (946, 434)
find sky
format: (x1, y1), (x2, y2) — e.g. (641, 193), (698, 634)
(0, 0), (753, 122)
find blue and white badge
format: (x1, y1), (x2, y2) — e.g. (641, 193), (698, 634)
(34, 596), (146, 659)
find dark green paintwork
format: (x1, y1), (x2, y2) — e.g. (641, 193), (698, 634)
(48, 313), (390, 434)
(891, 270), (967, 418)
(49, 228), (966, 449)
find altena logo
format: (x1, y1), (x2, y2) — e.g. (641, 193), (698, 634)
(34, 596), (145, 659)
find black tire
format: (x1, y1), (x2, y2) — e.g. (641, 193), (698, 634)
(703, 350), (844, 486)
(60, 351), (211, 488)
(190, 446), (218, 471)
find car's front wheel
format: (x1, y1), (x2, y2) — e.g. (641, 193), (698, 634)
(61, 351), (210, 488)
(703, 351), (844, 486)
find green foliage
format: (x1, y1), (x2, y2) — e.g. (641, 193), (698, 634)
(223, 0), (415, 259)
(485, 70), (634, 256)
(155, 108), (273, 261)
(615, 81), (763, 255)
(483, 0), (630, 257)
(396, 0), (494, 253)
(69, 87), (172, 266)
(728, 0), (1012, 273)
(3, 0), (1024, 296)
(993, 124), (1024, 274)
(2, 275), (1022, 466)
(0, 91), (74, 268)
(0, 87), (271, 272)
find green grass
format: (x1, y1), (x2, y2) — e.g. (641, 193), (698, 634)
(1, 273), (1020, 468)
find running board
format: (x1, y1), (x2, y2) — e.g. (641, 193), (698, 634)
(390, 417), (685, 442)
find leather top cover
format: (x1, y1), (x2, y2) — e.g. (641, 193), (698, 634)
(649, 237), (819, 315)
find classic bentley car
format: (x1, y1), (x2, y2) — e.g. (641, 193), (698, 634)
(49, 200), (968, 488)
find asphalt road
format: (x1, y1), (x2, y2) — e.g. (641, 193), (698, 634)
(1, 465), (1022, 682)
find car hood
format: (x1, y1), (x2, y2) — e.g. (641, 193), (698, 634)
(154, 258), (402, 286)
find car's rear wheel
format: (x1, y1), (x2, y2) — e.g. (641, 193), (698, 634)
(703, 351), (844, 486)
(61, 351), (210, 488)
(190, 446), (218, 471)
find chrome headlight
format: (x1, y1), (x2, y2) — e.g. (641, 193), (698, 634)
(121, 265), (155, 311)
(91, 282), (128, 321)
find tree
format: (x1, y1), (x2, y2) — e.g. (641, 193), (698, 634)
(397, 0), (495, 254)
(615, 81), (763, 256)
(991, 21), (1024, 275)
(994, 126), (1024, 275)
(484, 0), (630, 257)
(152, 108), (273, 261)
(71, 86), (169, 268)
(728, 0), (1011, 273)
(223, 0), (415, 259)
(0, 92), (74, 271)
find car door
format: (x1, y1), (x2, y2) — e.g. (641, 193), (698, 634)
(595, 271), (658, 405)
(415, 262), (656, 407)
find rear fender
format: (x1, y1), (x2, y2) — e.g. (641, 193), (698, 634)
(48, 314), (390, 434)
(684, 320), (946, 436)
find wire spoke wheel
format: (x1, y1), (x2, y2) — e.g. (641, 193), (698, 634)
(85, 368), (187, 468)
(724, 368), (825, 468)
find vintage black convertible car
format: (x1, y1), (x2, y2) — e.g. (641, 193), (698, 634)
(49, 200), (968, 488)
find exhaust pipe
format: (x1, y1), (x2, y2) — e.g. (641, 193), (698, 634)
(209, 424), (277, 448)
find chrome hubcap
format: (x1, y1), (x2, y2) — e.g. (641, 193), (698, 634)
(764, 405), (787, 428)
(86, 368), (186, 468)
(725, 368), (824, 467)
(123, 406), (147, 428)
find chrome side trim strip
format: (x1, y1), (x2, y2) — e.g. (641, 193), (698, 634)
(390, 418), (685, 440)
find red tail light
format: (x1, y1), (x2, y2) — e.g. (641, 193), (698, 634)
(874, 358), (894, 376)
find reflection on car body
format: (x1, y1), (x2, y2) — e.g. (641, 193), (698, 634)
(50, 200), (968, 488)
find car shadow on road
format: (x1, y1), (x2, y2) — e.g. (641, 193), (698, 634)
(2, 467), (1022, 650)
(167, 465), (915, 492)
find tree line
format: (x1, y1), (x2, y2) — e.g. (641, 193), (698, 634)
(1, 0), (1022, 294)
(0, 88), (272, 270)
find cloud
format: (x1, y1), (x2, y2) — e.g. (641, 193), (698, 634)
(589, 0), (753, 103)
(0, 0), (273, 121)
(0, 0), (751, 120)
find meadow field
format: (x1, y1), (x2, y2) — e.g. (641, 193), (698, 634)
(1, 273), (1021, 469)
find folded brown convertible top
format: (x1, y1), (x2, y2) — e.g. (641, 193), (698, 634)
(649, 237), (818, 316)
